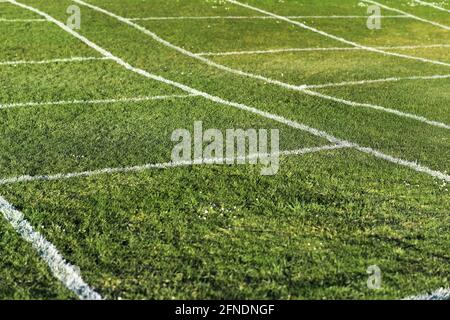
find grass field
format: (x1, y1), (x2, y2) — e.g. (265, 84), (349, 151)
(0, 0), (449, 300)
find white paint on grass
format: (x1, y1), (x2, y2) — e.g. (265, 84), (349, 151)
(128, 15), (408, 21)
(0, 18), (47, 22)
(226, 0), (450, 67)
(0, 145), (349, 185)
(415, 0), (450, 13)
(72, 0), (450, 130)
(0, 56), (111, 66)
(0, 196), (102, 300)
(303, 74), (450, 89)
(363, 0), (450, 31)
(9, 1), (450, 194)
(0, 94), (198, 110)
(196, 43), (450, 56)
(405, 287), (450, 300)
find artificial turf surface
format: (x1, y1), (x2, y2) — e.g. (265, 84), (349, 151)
(0, 0), (449, 299)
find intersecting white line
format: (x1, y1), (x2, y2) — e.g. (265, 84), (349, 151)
(72, 0), (450, 130)
(128, 15), (409, 21)
(196, 44), (450, 56)
(8, 0), (450, 185)
(0, 94), (199, 110)
(0, 56), (111, 66)
(415, 0), (450, 13)
(0, 18), (47, 22)
(0, 196), (102, 300)
(0, 145), (349, 185)
(363, 0), (450, 31)
(406, 287), (450, 300)
(227, 0), (450, 67)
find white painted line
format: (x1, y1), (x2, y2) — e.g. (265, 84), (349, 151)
(226, 0), (450, 67)
(0, 94), (199, 110)
(72, 0), (450, 130)
(11, 0), (450, 185)
(301, 89), (450, 130)
(405, 287), (450, 300)
(128, 15), (408, 21)
(0, 18), (47, 22)
(0, 195), (102, 300)
(196, 44), (450, 56)
(0, 145), (349, 185)
(303, 74), (450, 89)
(363, 0), (450, 31)
(0, 56), (111, 66)
(415, 0), (450, 13)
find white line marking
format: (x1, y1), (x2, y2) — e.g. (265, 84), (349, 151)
(0, 195), (102, 300)
(415, 0), (450, 13)
(10, 0), (450, 186)
(0, 18), (47, 22)
(196, 44), (450, 56)
(71, 0), (450, 130)
(0, 145), (349, 185)
(128, 15), (409, 21)
(226, 0), (450, 67)
(0, 94), (198, 110)
(303, 74), (450, 89)
(363, 0), (450, 31)
(0, 56), (111, 66)
(405, 287), (450, 300)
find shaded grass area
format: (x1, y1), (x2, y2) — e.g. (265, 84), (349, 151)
(0, 149), (448, 299)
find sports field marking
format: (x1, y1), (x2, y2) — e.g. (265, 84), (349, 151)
(302, 74), (450, 89)
(226, 0), (450, 67)
(196, 44), (450, 56)
(0, 94), (198, 110)
(0, 145), (349, 185)
(10, 0), (450, 185)
(406, 287), (450, 300)
(415, 0), (450, 13)
(0, 56), (111, 66)
(71, 0), (450, 130)
(0, 18), (47, 22)
(363, 0), (450, 31)
(128, 15), (408, 21)
(0, 196), (102, 300)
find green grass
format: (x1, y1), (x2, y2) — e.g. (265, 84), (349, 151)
(0, 0), (449, 299)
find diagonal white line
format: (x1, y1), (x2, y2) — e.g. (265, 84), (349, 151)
(364, 0), (450, 31)
(405, 287), (450, 300)
(0, 145), (349, 185)
(227, 0), (450, 67)
(196, 44), (450, 56)
(0, 196), (102, 300)
(415, 0), (450, 13)
(0, 56), (111, 66)
(71, 0), (450, 130)
(0, 94), (199, 110)
(9, 0), (450, 185)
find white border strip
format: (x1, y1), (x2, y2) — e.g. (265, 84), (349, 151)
(415, 0), (450, 13)
(0, 56), (111, 66)
(226, 0), (450, 67)
(9, 0), (450, 183)
(196, 44), (450, 56)
(0, 145), (348, 185)
(72, 0), (450, 130)
(406, 287), (450, 300)
(0, 195), (102, 300)
(0, 94), (198, 110)
(364, 0), (450, 31)
(128, 15), (408, 21)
